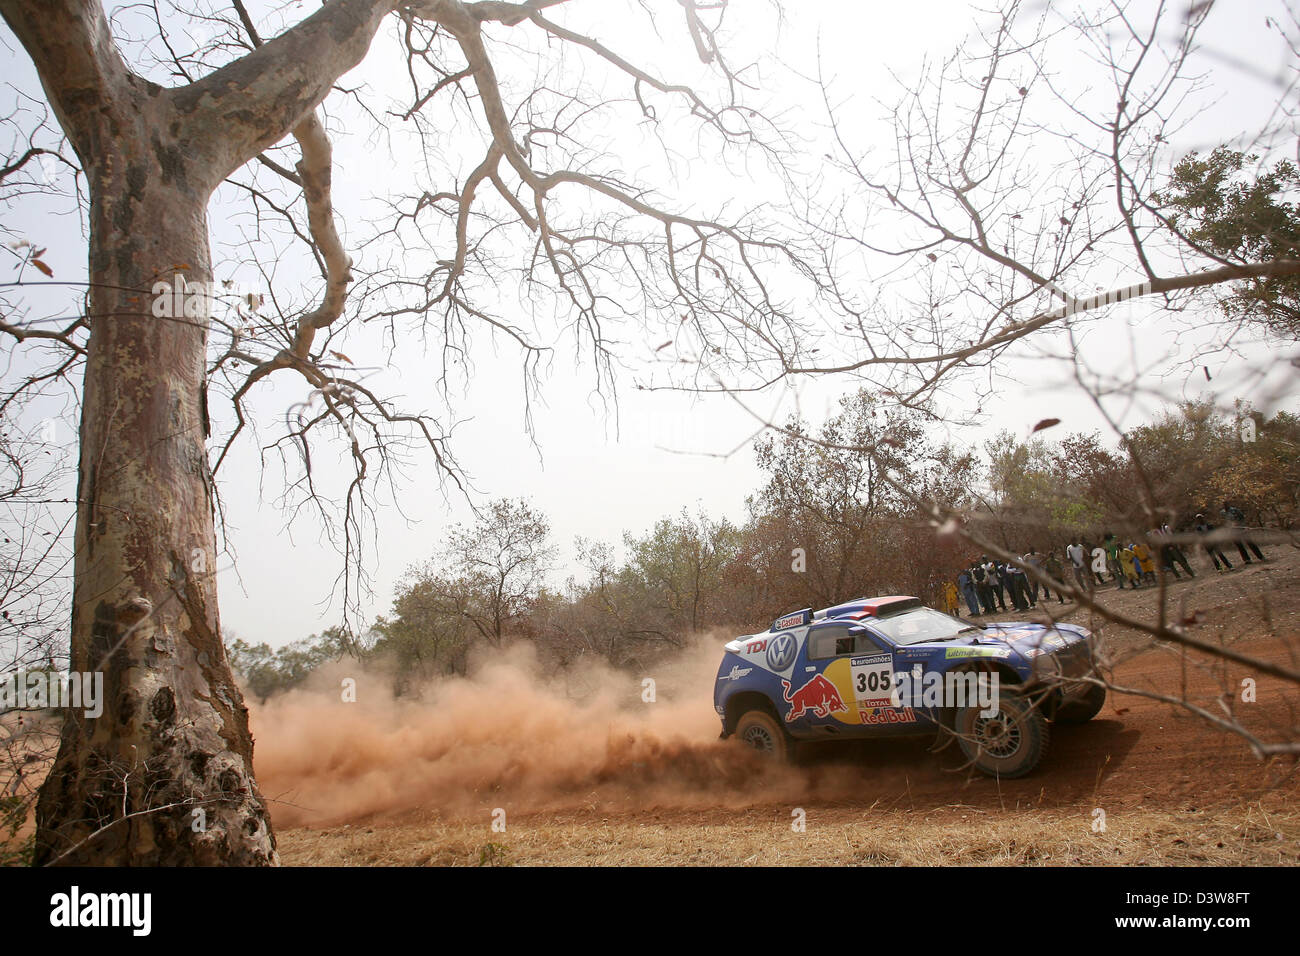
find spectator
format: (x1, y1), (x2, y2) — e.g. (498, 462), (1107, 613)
(1194, 513), (1234, 572)
(1221, 501), (1265, 563)
(1042, 550), (1067, 604)
(1023, 548), (1045, 605)
(993, 561), (1013, 613)
(1103, 533), (1123, 589)
(984, 558), (1008, 612)
(957, 569), (980, 616)
(1118, 544), (1140, 588)
(1153, 526), (1193, 580)
(1081, 538), (1101, 588)
(942, 579), (961, 616)
(1131, 539), (1157, 586)
(1066, 541), (1090, 591)
(1005, 562), (1030, 611)
(971, 562), (996, 615)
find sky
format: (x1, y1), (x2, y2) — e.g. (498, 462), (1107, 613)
(1, 0), (1297, 650)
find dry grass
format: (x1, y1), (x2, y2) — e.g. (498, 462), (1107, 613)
(278, 793), (1300, 867)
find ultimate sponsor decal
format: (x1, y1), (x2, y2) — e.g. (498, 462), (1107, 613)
(944, 646), (1012, 659)
(781, 674), (847, 721)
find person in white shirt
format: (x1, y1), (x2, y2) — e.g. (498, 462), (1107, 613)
(1066, 542), (1087, 590)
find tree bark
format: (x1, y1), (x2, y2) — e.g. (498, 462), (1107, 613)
(34, 171), (276, 864)
(0, 0), (401, 865)
(21, 56), (276, 863)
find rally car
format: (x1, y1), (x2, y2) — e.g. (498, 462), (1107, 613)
(713, 596), (1106, 778)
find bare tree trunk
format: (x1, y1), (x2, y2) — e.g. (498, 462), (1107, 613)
(0, 0), (279, 866)
(34, 153), (277, 864)
(2, 0), (396, 865)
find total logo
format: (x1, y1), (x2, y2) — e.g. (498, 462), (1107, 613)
(766, 633), (797, 672)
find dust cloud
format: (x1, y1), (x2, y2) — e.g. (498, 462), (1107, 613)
(250, 632), (895, 828)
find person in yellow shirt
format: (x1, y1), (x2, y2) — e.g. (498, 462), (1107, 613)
(1118, 545), (1141, 588)
(942, 579), (961, 616)
(1131, 540), (1157, 585)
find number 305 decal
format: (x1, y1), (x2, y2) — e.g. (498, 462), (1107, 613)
(850, 654), (899, 706)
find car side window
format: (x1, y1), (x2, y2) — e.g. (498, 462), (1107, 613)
(809, 624), (878, 660)
(853, 628), (889, 654)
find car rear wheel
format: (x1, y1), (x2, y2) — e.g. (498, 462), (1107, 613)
(735, 709), (792, 762)
(955, 691), (1049, 778)
(1052, 681), (1106, 724)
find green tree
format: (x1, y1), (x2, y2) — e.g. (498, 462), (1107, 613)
(1201, 409), (1300, 526)
(1160, 147), (1300, 339)
(369, 573), (478, 687)
(226, 627), (352, 703)
(372, 498), (556, 687)
(447, 499), (557, 646)
(751, 391), (973, 608)
(620, 510), (742, 638)
(1122, 401), (1237, 525)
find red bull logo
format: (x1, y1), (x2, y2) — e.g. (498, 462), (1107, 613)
(860, 707), (916, 725)
(781, 674), (847, 722)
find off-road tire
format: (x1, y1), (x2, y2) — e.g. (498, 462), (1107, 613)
(1052, 682), (1106, 724)
(735, 708), (793, 762)
(955, 690), (1049, 778)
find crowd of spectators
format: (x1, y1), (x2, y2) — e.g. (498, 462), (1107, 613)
(940, 501), (1270, 618)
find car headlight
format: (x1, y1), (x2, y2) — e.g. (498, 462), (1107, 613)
(1032, 651), (1061, 680)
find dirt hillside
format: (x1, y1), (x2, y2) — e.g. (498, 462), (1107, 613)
(273, 545), (1300, 866)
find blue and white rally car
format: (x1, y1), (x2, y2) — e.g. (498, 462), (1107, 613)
(714, 596), (1106, 778)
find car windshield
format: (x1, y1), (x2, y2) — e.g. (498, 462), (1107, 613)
(870, 607), (981, 646)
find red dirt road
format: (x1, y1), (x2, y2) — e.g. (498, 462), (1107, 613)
(276, 548), (1300, 866)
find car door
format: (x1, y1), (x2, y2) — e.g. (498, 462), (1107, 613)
(780, 621), (908, 735)
(777, 621), (857, 732)
(841, 625), (927, 735)
(809, 620), (930, 736)
(855, 620), (947, 732)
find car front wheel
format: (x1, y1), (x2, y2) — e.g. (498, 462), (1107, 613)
(735, 709), (792, 762)
(954, 691), (1049, 778)
(1053, 681), (1106, 724)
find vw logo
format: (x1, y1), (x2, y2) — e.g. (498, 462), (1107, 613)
(766, 633), (797, 672)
